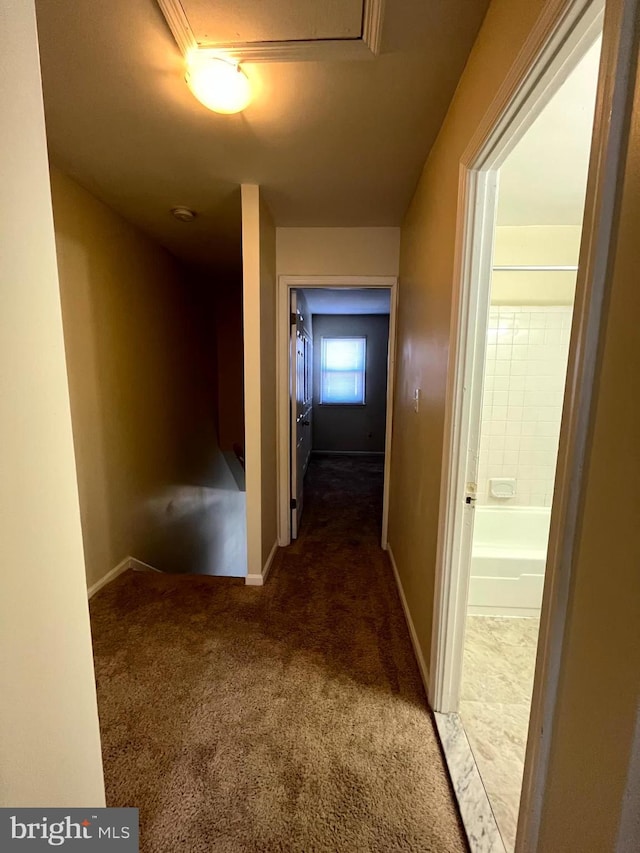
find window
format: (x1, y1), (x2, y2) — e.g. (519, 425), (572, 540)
(320, 337), (366, 405)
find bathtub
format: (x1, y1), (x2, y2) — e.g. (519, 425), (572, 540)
(468, 506), (551, 617)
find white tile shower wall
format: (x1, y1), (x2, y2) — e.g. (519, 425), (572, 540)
(477, 306), (573, 507)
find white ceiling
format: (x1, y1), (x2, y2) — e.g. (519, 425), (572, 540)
(35, 0), (490, 274)
(497, 37), (601, 226)
(304, 288), (390, 315)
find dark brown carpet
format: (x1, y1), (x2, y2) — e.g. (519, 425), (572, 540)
(90, 455), (467, 852)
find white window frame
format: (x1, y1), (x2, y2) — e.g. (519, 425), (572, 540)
(319, 335), (367, 406)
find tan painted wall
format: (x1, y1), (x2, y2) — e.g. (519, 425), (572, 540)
(259, 197), (278, 569)
(242, 185), (278, 578)
(0, 0), (105, 806)
(492, 225), (581, 304)
(387, 0), (547, 670)
(51, 168), (239, 585)
(242, 185), (262, 578)
(536, 45), (640, 852)
(276, 227), (401, 276)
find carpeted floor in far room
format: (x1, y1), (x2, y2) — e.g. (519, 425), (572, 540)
(90, 455), (467, 852)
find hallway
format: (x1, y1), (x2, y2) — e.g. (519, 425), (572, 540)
(90, 456), (466, 852)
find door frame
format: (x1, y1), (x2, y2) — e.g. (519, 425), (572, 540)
(277, 275), (398, 549)
(289, 289), (313, 540)
(431, 0), (605, 716)
(428, 0), (639, 848)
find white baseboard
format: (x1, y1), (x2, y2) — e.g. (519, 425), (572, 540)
(262, 539), (278, 583)
(87, 557), (130, 599)
(245, 540), (279, 586)
(387, 543), (430, 697)
(88, 555), (161, 598)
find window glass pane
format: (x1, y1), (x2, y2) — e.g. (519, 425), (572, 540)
(321, 337), (366, 404)
(324, 338), (365, 371)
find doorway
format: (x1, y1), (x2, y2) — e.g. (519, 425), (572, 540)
(430, 2), (606, 851)
(277, 277), (398, 548)
(458, 35), (602, 851)
(290, 287), (392, 539)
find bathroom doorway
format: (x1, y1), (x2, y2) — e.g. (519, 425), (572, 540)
(460, 33), (602, 850)
(430, 4), (606, 851)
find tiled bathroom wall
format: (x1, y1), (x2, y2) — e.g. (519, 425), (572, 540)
(477, 305), (573, 507)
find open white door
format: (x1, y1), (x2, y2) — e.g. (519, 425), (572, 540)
(432, 171), (498, 713)
(456, 272), (493, 616)
(451, 240), (494, 693)
(290, 291), (313, 539)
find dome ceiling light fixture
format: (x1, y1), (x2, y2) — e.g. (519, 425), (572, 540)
(156, 0), (386, 116)
(185, 53), (252, 115)
(171, 206), (197, 222)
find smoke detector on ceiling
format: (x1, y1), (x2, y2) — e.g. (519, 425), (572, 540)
(171, 206), (197, 222)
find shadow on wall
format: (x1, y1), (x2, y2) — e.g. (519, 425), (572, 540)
(140, 455), (247, 578)
(134, 277), (247, 577)
(51, 168), (247, 582)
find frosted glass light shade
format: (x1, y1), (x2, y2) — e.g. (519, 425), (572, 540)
(186, 56), (252, 115)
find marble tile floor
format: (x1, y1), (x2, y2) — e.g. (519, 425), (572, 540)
(434, 711), (506, 853)
(460, 615), (540, 853)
